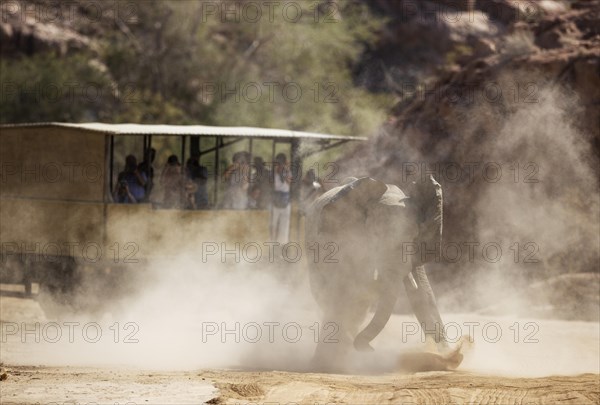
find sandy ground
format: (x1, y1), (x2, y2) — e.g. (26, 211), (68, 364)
(1, 366), (598, 404)
(1, 293), (599, 404)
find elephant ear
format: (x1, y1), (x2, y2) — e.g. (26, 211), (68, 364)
(319, 177), (387, 235)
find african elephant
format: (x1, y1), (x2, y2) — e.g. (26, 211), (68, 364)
(305, 175), (448, 370)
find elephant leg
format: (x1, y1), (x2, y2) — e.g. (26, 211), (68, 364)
(353, 280), (399, 351)
(353, 267), (404, 351)
(403, 265), (448, 350)
(312, 313), (351, 372)
(312, 297), (370, 372)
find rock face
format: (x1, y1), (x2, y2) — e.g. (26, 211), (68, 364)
(358, 1), (589, 90)
(359, 0), (599, 146)
(0, 18), (91, 56)
(349, 0), (600, 278)
(357, 0), (504, 91)
(379, 0), (600, 170)
(0, 1), (110, 56)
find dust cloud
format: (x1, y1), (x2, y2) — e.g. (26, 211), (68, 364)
(340, 76), (600, 376)
(429, 81), (599, 376)
(354, 75), (599, 318)
(1, 256), (323, 371)
(448, 83), (599, 318)
(456, 82), (598, 376)
(1, 78), (598, 379)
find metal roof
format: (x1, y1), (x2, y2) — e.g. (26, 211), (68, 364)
(0, 122), (367, 141)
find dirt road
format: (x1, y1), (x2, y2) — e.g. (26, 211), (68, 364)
(1, 294), (598, 404)
(1, 365), (598, 404)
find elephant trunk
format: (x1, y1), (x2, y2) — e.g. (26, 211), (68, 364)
(353, 273), (400, 351)
(405, 265), (448, 349)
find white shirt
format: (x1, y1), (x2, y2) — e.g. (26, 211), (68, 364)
(274, 172), (290, 192)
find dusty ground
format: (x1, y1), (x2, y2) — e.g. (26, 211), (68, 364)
(1, 366), (599, 404)
(1, 292), (599, 405)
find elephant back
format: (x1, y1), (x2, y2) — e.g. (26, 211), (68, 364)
(305, 177), (388, 241)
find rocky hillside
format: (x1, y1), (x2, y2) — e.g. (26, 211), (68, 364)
(357, 0), (599, 146)
(0, 1), (390, 135)
(348, 0), (600, 290)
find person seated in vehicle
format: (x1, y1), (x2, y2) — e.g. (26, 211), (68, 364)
(247, 184), (261, 209)
(185, 154), (210, 209)
(251, 156), (271, 209)
(112, 179), (137, 203)
(115, 154), (147, 203)
(160, 154), (184, 209)
(270, 153), (291, 243)
(222, 151), (250, 209)
(138, 147), (156, 201)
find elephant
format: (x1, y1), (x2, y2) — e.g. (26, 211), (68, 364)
(304, 175), (449, 370)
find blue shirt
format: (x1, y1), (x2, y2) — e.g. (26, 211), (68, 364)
(120, 172), (147, 201)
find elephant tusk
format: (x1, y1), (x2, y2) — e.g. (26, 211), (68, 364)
(407, 272), (418, 289)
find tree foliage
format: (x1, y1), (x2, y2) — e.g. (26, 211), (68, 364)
(1, 0), (391, 138)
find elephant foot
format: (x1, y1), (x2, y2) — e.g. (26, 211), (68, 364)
(424, 334), (451, 354)
(424, 334), (439, 353)
(397, 340), (466, 373)
(397, 350), (458, 373)
(442, 345), (464, 370)
(311, 339), (354, 373)
(403, 335), (469, 373)
(353, 336), (374, 352)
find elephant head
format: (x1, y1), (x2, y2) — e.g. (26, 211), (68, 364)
(305, 175), (445, 354)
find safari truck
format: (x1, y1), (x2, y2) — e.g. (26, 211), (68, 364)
(0, 122), (364, 312)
